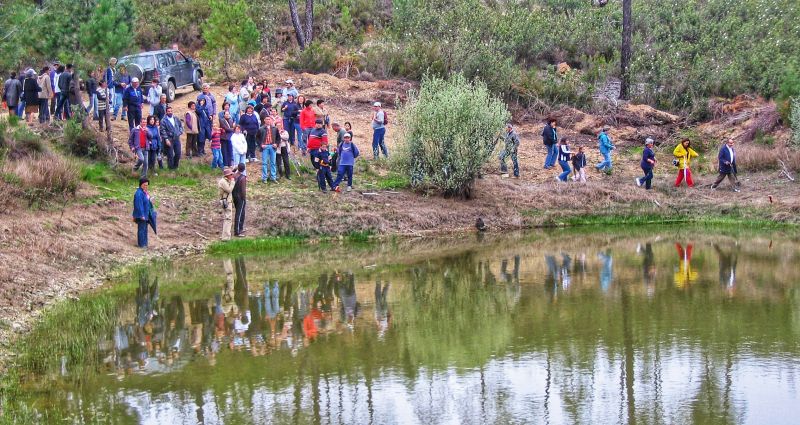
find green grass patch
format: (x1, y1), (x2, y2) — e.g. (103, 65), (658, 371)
(80, 161), (216, 203)
(207, 235), (310, 254)
(346, 230), (374, 243)
(560, 212), (796, 229)
(376, 173), (410, 190)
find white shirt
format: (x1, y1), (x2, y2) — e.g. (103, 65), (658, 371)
(726, 145), (735, 162)
(53, 73), (61, 93)
(231, 132), (247, 155)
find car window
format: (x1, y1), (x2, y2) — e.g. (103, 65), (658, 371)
(175, 52), (189, 63)
(119, 55), (154, 70)
(157, 54), (169, 69)
(167, 54), (176, 66)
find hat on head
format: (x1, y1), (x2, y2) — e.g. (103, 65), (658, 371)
(645, 137), (654, 145)
(373, 102), (381, 107)
(223, 167), (234, 177)
(280, 131), (289, 140)
(602, 126), (610, 131)
(315, 118), (323, 124)
(285, 79), (294, 84)
(131, 77), (139, 83)
(343, 133), (352, 139)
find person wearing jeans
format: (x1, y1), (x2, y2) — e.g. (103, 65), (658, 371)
(37, 67), (52, 123)
(112, 68), (130, 120)
(636, 138), (656, 190)
(258, 117), (279, 182)
(129, 121), (152, 179)
(542, 118), (558, 169)
(595, 126), (615, 172)
(556, 138), (572, 182)
(132, 178), (154, 249)
(332, 134), (360, 192)
(371, 102), (388, 160)
(231, 125), (248, 171)
(161, 107), (183, 169)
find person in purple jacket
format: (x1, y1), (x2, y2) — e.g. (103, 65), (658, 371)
(635, 138), (657, 190)
(332, 133), (360, 192)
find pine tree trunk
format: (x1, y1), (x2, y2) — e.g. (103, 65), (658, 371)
(304, 0), (314, 46)
(620, 0), (632, 100)
(289, 0), (306, 50)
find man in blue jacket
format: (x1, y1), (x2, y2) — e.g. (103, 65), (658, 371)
(113, 66), (130, 121)
(541, 118), (558, 169)
(595, 126), (615, 173)
(132, 178), (155, 249)
(123, 77), (144, 129)
(711, 138), (740, 192)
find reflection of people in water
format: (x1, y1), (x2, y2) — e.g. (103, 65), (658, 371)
(598, 250), (613, 293)
(375, 281), (391, 339)
(338, 272), (359, 329)
(674, 243), (698, 289)
(545, 255), (559, 295)
(560, 253), (572, 290)
(641, 243), (656, 296)
(714, 244), (738, 291)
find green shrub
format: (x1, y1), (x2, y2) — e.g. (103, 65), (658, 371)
(395, 74), (510, 198)
(791, 98), (800, 148)
(64, 120), (106, 159)
(286, 41), (337, 73)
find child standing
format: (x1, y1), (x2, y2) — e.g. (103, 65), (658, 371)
(315, 143), (335, 192)
(333, 133), (360, 192)
(210, 123), (224, 169)
(636, 138), (657, 189)
(571, 146), (587, 182)
(556, 137), (572, 182)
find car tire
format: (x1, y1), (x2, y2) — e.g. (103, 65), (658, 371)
(192, 71), (202, 91)
(166, 81), (176, 103)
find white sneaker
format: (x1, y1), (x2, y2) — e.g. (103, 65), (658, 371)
(635, 177), (642, 187)
(346, 186), (352, 192)
(501, 173), (510, 178)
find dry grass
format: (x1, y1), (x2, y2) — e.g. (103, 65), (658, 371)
(735, 144), (800, 172)
(1, 155), (80, 207)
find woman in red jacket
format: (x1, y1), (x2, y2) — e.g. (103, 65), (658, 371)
(299, 99), (316, 156)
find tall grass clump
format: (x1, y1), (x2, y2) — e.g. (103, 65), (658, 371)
(791, 98), (800, 148)
(1, 154), (80, 207)
(394, 74), (510, 198)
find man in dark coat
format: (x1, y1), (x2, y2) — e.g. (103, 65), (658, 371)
(711, 138), (740, 192)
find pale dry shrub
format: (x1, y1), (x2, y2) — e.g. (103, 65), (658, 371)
(733, 144), (800, 172)
(2, 154), (80, 206)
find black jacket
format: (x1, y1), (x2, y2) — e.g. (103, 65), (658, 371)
(541, 123), (557, 146)
(22, 77), (40, 104)
(153, 102), (168, 121)
(58, 71), (72, 93)
(256, 125), (280, 150)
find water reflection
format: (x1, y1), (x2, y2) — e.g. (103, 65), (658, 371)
(25, 233), (800, 424)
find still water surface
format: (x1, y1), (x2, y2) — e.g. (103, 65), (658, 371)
(22, 230), (800, 424)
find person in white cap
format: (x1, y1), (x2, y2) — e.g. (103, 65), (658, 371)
(371, 101), (388, 160)
(635, 137), (656, 189)
(123, 76), (144, 129)
(284, 79), (298, 99)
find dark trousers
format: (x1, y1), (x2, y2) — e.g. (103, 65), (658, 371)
(39, 99), (50, 123)
(221, 139), (233, 167)
(713, 172), (739, 188)
(98, 109), (110, 131)
(332, 164), (353, 188)
(136, 219), (149, 247)
(148, 148), (162, 170)
(55, 93), (71, 119)
(277, 146), (291, 178)
(309, 148), (320, 169)
(245, 133), (256, 159)
(128, 108), (142, 129)
(639, 166), (653, 189)
(198, 125), (210, 155)
(317, 167), (334, 190)
(185, 133), (198, 157)
(233, 199), (246, 236)
(167, 139), (182, 169)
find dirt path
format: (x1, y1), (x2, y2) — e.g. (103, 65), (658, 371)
(1, 68), (798, 364)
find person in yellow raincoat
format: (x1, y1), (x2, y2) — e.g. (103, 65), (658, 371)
(674, 243), (698, 289)
(673, 138), (699, 187)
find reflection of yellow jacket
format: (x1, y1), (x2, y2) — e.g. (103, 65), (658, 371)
(673, 144), (698, 170)
(674, 260), (698, 289)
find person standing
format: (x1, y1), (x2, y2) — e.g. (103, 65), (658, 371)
(371, 102), (388, 160)
(276, 130), (291, 180)
(283, 79), (299, 99)
(4, 72), (22, 117)
(673, 138), (698, 188)
(499, 123), (520, 178)
(238, 105), (260, 162)
(220, 110), (235, 167)
(541, 118), (558, 169)
(315, 143), (335, 192)
(105, 58), (116, 103)
(85, 70), (98, 119)
(123, 77), (144, 129)
(184, 101), (199, 158)
(198, 83), (217, 118)
(635, 138), (657, 189)
(300, 100), (316, 155)
(112, 67), (131, 121)
(556, 137), (572, 182)
(133, 178), (155, 249)
(232, 163), (247, 237)
(595, 126), (615, 173)
(147, 79), (161, 116)
(258, 116), (279, 183)
(332, 133), (360, 192)
(52, 66), (63, 119)
(146, 115), (162, 174)
(281, 94), (301, 150)
(153, 94), (168, 121)
(307, 119), (328, 169)
(571, 146), (587, 182)
(231, 125), (248, 168)
(196, 97), (212, 156)
(210, 121), (224, 169)
(68, 68), (83, 115)
(37, 66), (53, 123)
(224, 85), (240, 123)
(218, 168), (236, 241)
(161, 106), (184, 169)
(711, 138), (740, 192)
(96, 80), (112, 132)
(22, 70), (41, 124)
(129, 120), (152, 179)
(55, 64), (73, 120)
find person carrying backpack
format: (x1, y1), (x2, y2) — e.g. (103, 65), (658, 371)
(371, 102), (388, 160)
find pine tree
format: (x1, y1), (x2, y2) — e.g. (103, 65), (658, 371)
(203, 0), (260, 79)
(79, 0), (134, 60)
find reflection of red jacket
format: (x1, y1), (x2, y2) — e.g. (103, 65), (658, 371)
(303, 314), (318, 340)
(300, 107), (316, 130)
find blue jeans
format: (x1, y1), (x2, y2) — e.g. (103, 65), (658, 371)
(55, 93), (71, 119)
(211, 148), (224, 169)
(372, 127), (387, 159)
(198, 125), (210, 155)
(113, 92), (125, 118)
(317, 167), (334, 190)
(87, 94), (98, 118)
(332, 164), (353, 189)
(544, 144), (557, 168)
(558, 160), (571, 181)
(233, 152), (247, 173)
(639, 166), (653, 189)
(300, 128), (311, 153)
(596, 151), (612, 171)
(261, 145), (277, 181)
(136, 219), (149, 248)
(39, 99), (50, 123)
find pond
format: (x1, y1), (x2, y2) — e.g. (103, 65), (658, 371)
(14, 228), (800, 424)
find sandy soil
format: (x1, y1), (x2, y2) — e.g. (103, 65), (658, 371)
(1, 68), (798, 363)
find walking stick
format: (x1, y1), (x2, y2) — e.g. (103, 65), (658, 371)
(287, 146), (302, 177)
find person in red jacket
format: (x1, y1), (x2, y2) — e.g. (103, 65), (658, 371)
(299, 100), (316, 156)
(307, 119), (329, 170)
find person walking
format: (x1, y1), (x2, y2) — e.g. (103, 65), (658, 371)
(22, 70), (41, 124)
(572, 146), (587, 182)
(258, 116), (279, 182)
(37, 67), (53, 123)
(218, 168), (236, 241)
(184, 101), (199, 158)
(232, 163), (247, 237)
(196, 97), (212, 156)
(220, 110), (235, 167)
(129, 120), (153, 179)
(673, 138), (698, 187)
(133, 178), (156, 248)
(5, 72), (22, 117)
(161, 106), (184, 169)
(238, 105), (260, 162)
(371, 102), (388, 160)
(499, 123), (520, 178)
(276, 130), (292, 180)
(542, 118), (558, 169)
(332, 133), (360, 192)
(635, 138), (657, 189)
(595, 126), (615, 173)
(112, 67), (130, 121)
(96, 80), (111, 132)
(123, 77), (144, 129)
(711, 138), (740, 192)
(231, 125), (248, 168)
(556, 137), (572, 182)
